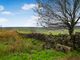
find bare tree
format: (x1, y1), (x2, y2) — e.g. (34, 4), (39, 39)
(36, 0), (80, 49)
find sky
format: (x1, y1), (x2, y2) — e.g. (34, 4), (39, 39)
(0, 0), (39, 27)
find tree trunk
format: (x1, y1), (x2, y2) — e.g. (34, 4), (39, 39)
(68, 28), (75, 49)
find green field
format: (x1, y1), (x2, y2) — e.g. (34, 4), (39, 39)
(17, 28), (80, 35)
(0, 28), (80, 60)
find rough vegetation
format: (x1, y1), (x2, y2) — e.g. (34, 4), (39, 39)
(20, 32), (80, 51)
(0, 29), (80, 60)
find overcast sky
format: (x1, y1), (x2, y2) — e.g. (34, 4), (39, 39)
(0, 0), (39, 27)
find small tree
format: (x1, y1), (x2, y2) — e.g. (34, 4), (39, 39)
(36, 0), (80, 49)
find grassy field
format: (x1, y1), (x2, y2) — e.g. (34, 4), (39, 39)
(0, 28), (80, 60)
(17, 28), (80, 35)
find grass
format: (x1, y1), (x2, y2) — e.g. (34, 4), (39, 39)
(0, 29), (80, 60)
(18, 28), (80, 35)
(0, 49), (80, 60)
(0, 50), (66, 60)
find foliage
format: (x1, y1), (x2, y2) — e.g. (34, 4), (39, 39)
(0, 30), (80, 60)
(20, 32), (80, 50)
(36, 0), (80, 49)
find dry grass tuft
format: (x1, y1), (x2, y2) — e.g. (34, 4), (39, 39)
(0, 30), (25, 53)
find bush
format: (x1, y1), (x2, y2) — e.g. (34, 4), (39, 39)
(74, 32), (80, 49)
(20, 32), (80, 50)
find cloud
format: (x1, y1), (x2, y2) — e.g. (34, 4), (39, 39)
(0, 5), (13, 16)
(1, 11), (13, 15)
(24, 16), (39, 27)
(21, 4), (37, 11)
(0, 5), (4, 11)
(0, 18), (8, 24)
(0, 5), (13, 15)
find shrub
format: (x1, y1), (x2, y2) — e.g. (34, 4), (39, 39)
(20, 32), (80, 51)
(74, 32), (80, 49)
